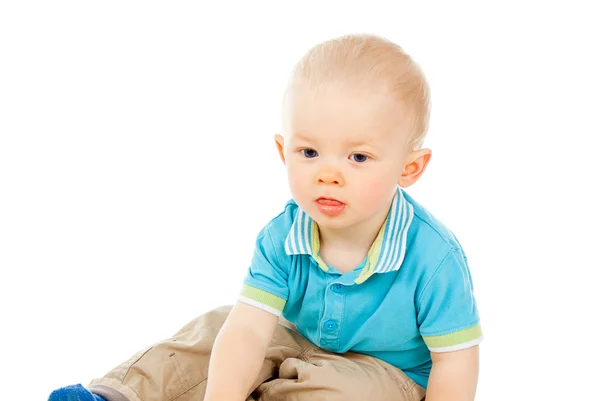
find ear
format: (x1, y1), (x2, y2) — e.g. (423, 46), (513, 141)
(398, 148), (432, 188)
(274, 134), (286, 165)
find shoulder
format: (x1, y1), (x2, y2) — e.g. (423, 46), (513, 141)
(402, 191), (470, 280)
(404, 190), (463, 251)
(253, 199), (300, 261)
(261, 198), (299, 241)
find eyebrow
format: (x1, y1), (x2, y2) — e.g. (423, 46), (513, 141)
(291, 133), (377, 149)
(290, 132), (314, 142)
(346, 139), (377, 149)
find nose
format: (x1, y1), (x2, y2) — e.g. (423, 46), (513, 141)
(317, 166), (345, 186)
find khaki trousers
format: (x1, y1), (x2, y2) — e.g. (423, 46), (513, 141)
(89, 306), (425, 401)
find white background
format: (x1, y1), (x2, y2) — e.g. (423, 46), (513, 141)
(1, 1), (599, 400)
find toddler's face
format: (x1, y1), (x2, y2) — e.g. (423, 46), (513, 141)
(277, 89), (413, 231)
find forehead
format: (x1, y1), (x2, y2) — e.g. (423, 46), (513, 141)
(283, 88), (409, 144)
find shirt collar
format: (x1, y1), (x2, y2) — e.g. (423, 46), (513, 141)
(284, 186), (414, 284)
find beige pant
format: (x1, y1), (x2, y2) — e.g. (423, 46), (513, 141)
(89, 306), (425, 401)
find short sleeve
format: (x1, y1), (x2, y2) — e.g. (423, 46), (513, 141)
(417, 248), (483, 352)
(238, 225), (289, 316)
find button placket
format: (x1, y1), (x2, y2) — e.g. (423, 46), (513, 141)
(319, 280), (347, 350)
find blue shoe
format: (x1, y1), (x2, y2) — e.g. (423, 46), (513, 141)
(48, 384), (106, 401)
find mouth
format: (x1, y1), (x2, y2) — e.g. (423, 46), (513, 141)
(316, 197), (344, 204)
(315, 197), (346, 215)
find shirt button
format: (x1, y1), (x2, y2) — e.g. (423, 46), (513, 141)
(323, 320), (338, 331)
(331, 284), (343, 293)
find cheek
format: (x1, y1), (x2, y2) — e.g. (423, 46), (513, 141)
(359, 181), (391, 203)
(286, 164), (309, 193)
(352, 171), (398, 204)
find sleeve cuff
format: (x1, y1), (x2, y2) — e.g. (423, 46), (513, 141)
(423, 322), (483, 352)
(238, 284), (286, 317)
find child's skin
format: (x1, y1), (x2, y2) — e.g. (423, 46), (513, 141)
(204, 37), (479, 401)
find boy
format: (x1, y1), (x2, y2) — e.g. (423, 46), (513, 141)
(49, 33), (482, 401)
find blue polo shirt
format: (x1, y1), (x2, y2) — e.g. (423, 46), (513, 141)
(239, 187), (482, 388)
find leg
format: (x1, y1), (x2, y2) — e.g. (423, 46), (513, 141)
(254, 346), (426, 401)
(88, 306), (230, 401)
(88, 306), (311, 401)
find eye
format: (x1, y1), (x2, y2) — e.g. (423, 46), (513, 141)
(350, 153), (368, 163)
(300, 149), (319, 158)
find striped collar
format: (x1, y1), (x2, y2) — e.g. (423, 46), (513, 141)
(284, 186), (414, 284)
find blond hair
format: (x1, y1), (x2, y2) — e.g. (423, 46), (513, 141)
(285, 34), (431, 149)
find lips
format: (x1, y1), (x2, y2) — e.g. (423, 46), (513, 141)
(316, 197), (344, 206)
(315, 197), (346, 216)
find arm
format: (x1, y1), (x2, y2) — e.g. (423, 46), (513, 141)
(416, 248), (482, 400)
(203, 302), (279, 401)
(425, 346), (479, 401)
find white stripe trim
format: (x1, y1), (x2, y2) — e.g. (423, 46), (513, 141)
(428, 336), (483, 353)
(285, 215), (299, 255)
(381, 192), (406, 273)
(384, 199), (412, 273)
(290, 222), (299, 254)
(296, 211), (306, 254)
(377, 188), (409, 273)
(303, 213), (311, 254)
(238, 296), (282, 317)
(374, 190), (400, 273)
(285, 209), (314, 256)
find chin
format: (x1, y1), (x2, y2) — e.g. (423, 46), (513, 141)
(311, 214), (353, 229)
